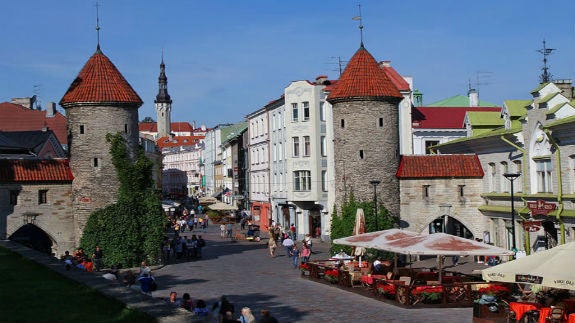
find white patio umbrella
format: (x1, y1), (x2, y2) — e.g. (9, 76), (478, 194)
(482, 241), (575, 290)
(207, 202), (238, 211)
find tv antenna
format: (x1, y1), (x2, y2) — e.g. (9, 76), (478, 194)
(328, 56), (348, 77)
(537, 40), (555, 83)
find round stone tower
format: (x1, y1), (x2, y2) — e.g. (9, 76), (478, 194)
(59, 46), (143, 244)
(327, 43), (402, 220)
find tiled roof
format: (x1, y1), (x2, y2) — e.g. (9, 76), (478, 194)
(0, 159), (74, 182)
(60, 49), (143, 106)
(412, 107), (501, 129)
(328, 45), (402, 102)
(396, 154), (484, 178)
(381, 65), (410, 92)
(0, 102), (68, 145)
(138, 122), (194, 133)
(156, 135), (205, 149)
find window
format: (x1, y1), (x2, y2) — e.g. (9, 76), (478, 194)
(303, 102), (310, 121)
(320, 136), (327, 157)
(124, 124), (128, 133)
(79, 125), (85, 134)
(535, 158), (553, 193)
(359, 150), (364, 159)
(423, 185), (430, 199)
(292, 137), (300, 157)
(293, 170), (311, 191)
(570, 156), (575, 194)
(38, 190), (48, 205)
(341, 119), (345, 128)
(93, 158), (98, 167)
(303, 136), (310, 156)
(322, 170), (327, 192)
(278, 142), (283, 161)
(425, 140), (440, 154)
(500, 162), (509, 192)
(513, 160), (523, 192)
(10, 190), (19, 206)
(273, 144), (277, 162)
(319, 102), (326, 121)
(379, 118), (384, 127)
(458, 185), (465, 198)
(488, 163), (496, 192)
(292, 103), (298, 122)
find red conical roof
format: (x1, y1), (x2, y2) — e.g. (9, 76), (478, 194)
(328, 44), (402, 103)
(60, 48), (143, 107)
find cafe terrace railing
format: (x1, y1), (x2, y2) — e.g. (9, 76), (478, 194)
(305, 260), (486, 307)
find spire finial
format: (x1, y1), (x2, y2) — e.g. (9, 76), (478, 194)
(95, 1), (101, 51)
(352, 4), (364, 46)
(537, 39), (555, 84)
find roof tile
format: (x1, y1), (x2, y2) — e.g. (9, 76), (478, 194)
(0, 102), (68, 144)
(396, 154), (484, 178)
(328, 45), (402, 102)
(60, 49), (142, 106)
(0, 159), (74, 182)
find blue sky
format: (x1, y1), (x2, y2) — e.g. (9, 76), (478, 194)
(1, 1), (574, 128)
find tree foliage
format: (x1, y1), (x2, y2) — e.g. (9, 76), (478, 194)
(330, 191), (395, 259)
(80, 133), (164, 268)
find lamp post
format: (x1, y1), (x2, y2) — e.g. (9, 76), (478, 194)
(504, 173), (520, 251)
(369, 180), (381, 232)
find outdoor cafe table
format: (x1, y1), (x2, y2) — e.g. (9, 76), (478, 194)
(508, 302), (541, 322)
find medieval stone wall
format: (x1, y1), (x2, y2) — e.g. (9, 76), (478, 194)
(66, 104), (139, 244)
(331, 100), (400, 219)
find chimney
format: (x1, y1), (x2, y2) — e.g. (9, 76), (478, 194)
(468, 88), (479, 107)
(315, 75), (328, 85)
(379, 60), (391, 68)
(46, 102), (56, 117)
(11, 97), (35, 109)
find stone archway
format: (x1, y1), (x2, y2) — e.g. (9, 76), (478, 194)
(428, 215), (473, 239)
(9, 224), (53, 255)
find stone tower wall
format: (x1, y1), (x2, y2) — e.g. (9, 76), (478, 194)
(332, 100), (400, 218)
(66, 104), (139, 243)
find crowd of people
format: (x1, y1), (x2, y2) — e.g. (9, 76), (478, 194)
(160, 293), (279, 323)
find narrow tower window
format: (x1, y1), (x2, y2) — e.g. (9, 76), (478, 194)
(124, 124), (128, 133)
(423, 185), (430, 199)
(38, 190), (48, 205)
(359, 150), (364, 159)
(379, 118), (384, 127)
(79, 125), (85, 134)
(93, 158), (99, 167)
(340, 119), (345, 128)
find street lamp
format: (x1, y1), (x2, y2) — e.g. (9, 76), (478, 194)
(369, 180), (381, 232)
(504, 173), (520, 251)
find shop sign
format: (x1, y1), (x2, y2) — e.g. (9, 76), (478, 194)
(527, 199), (556, 216)
(522, 220), (542, 232)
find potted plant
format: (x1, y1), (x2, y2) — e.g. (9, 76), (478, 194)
(324, 269), (339, 284)
(299, 263), (311, 276)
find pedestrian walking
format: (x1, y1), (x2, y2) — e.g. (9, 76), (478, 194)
(281, 236), (294, 256)
(258, 309), (279, 323)
(290, 245), (300, 268)
(226, 222), (233, 239)
(220, 224), (226, 239)
(91, 246), (104, 272)
(268, 237), (277, 257)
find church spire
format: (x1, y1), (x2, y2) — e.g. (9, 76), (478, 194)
(155, 52), (172, 103)
(155, 53), (172, 138)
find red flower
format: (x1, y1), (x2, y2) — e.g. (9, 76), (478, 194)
(478, 284), (510, 296)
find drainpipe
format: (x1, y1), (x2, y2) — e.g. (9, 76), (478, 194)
(500, 135), (531, 253)
(544, 129), (564, 244)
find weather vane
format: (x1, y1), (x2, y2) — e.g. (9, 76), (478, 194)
(95, 1), (101, 50)
(537, 40), (555, 84)
(352, 4), (364, 45)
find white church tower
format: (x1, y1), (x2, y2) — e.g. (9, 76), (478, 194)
(155, 56), (172, 138)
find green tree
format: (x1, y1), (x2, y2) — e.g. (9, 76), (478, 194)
(330, 191), (395, 258)
(80, 133), (164, 268)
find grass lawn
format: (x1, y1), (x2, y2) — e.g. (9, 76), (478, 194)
(0, 246), (157, 323)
